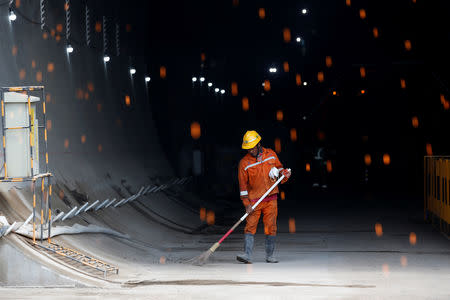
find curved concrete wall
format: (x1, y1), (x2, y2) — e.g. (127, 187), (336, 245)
(0, 1), (202, 286)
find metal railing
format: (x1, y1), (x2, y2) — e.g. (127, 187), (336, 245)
(424, 156), (450, 234)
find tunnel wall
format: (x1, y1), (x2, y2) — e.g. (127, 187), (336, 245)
(0, 2), (174, 198)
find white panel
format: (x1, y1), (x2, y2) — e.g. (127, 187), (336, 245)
(4, 103), (30, 177)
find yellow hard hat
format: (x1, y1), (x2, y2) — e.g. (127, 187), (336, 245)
(242, 130), (261, 149)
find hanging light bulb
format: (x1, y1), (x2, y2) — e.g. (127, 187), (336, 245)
(130, 68), (136, 75)
(207, 82), (213, 87)
(214, 88), (220, 93)
(192, 77), (197, 82)
(9, 8), (17, 21)
(145, 76), (151, 82)
(103, 55), (110, 62)
(66, 44), (74, 54)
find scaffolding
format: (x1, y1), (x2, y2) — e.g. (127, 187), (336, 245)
(0, 86), (52, 243)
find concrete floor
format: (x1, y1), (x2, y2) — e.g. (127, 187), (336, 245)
(2, 199), (449, 299)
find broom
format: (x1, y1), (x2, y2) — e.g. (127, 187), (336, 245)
(189, 173), (287, 265)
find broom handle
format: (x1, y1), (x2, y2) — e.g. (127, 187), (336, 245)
(216, 175), (285, 245)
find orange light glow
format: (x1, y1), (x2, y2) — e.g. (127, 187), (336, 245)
(306, 163), (311, 172)
(359, 9), (366, 19)
(159, 256), (166, 264)
(19, 69), (26, 80)
(375, 223), (383, 237)
(409, 232), (417, 245)
(81, 135), (86, 144)
(199, 207), (206, 221)
(317, 71), (324, 82)
(232, 0), (239, 7)
(206, 210), (215, 225)
(15, 0), (20, 8)
(412, 116), (419, 128)
(64, 2), (69, 11)
(31, 60), (36, 69)
(47, 62), (54, 73)
(125, 95), (131, 106)
(283, 28), (291, 43)
(191, 122), (201, 140)
(201, 52), (206, 62)
(317, 131), (325, 141)
(288, 218), (296, 233)
(12, 45), (18, 56)
(364, 154), (372, 166)
(382, 264), (389, 277)
(231, 82), (238, 96)
(84, 92), (89, 100)
(274, 138), (281, 153)
(46, 94), (51, 103)
(404, 40), (412, 51)
(346, 0), (351, 7)
(360, 67), (366, 78)
(46, 120), (52, 130)
(242, 97), (249, 111)
(444, 101), (449, 110)
(36, 71), (43, 82)
(87, 82), (95, 92)
(332, 91), (337, 96)
(50, 29), (55, 37)
(59, 190), (64, 200)
(97, 103), (102, 112)
(95, 21), (102, 32)
(426, 143), (432, 156)
(440, 94), (446, 104)
(295, 74), (302, 86)
(160, 66), (167, 79)
(126, 24), (132, 32)
(64, 139), (69, 149)
(290, 128), (297, 142)
(361, 89), (365, 94)
(326, 56), (332, 67)
(55, 35), (61, 42)
(258, 8), (266, 19)
(280, 191), (285, 200)
(373, 27), (379, 38)
(76, 89), (84, 99)
(326, 160), (332, 173)
(283, 61), (289, 72)
(43, 32), (48, 40)
(276, 110), (283, 121)
(400, 78), (406, 89)
(98, 144), (103, 152)
(383, 154), (391, 165)
(400, 256), (408, 267)
(264, 80), (271, 91)
(56, 24), (63, 33)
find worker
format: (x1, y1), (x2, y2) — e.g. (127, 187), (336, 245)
(237, 130), (291, 263)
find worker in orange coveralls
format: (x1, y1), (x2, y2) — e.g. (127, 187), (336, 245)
(237, 130), (291, 263)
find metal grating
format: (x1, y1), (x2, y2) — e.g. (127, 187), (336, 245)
(34, 241), (119, 279)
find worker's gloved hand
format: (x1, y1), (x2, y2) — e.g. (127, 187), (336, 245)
(245, 205), (254, 214)
(269, 167), (280, 180)
(281, 168), (292, 179)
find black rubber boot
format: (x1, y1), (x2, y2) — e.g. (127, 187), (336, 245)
(236, 233), (254, 264)
(265, 235), (278, 263)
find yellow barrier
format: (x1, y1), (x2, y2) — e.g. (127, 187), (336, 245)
(424, 156), (450, 232)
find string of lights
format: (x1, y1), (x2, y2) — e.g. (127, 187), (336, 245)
(7, 1), (151, 84)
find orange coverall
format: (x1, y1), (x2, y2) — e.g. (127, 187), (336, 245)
(238, 147), (288, 236)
